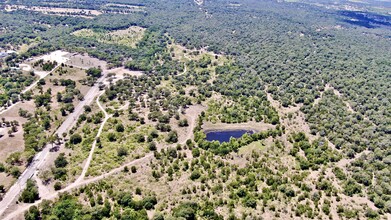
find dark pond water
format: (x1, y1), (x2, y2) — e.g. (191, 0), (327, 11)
(205, 130), (254, 143)
(339, 10), (391, 29)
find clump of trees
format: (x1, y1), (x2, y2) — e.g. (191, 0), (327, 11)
(19, 179), (39, 203)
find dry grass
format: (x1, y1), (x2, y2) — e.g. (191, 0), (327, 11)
(5, 5), (101, 18)
(0, 101), (35, 162)
(65, 53), (108, 70)
(72, 26), (146, 48)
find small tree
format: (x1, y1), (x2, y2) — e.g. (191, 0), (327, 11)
(69, 133), (82, 144)
(148, 142), (157, 151)
(166, 131), (178, 143)
(107, 133), (116, 142)
(54, 153), (68, 168)
(19, 179), (39, 203)
(24, 205), (40, 220)
(116, 123), (125, 132)
(54, 182), (62, 191)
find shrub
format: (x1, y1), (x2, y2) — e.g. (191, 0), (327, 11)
(107, 132), (116, 142)
(116, 123), (125, 132)
(190, 170), (201, 180)
(343, 179), (362, 196)
(0, 163), (5, 172)
(10, 166), (21, 178)
(148, 142), (157, 151)
(54, 182), (62, 191)
(166, 131), (178, 143)
(117, 147), (128, 157)
(69, 134), (82, 145)
(192, 148), (200, 157)
(178, 119), (189, 127)
(243, 196), (257, 208)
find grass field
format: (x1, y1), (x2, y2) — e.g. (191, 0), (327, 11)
(72, 26), (146, 48)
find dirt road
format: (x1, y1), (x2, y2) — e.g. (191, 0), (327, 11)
(0, 101), (201, 220)
(0, 73), (107, 218)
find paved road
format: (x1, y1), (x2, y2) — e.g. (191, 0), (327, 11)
(0, 74), (106, 218)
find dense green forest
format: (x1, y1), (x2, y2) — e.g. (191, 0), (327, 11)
(0, 0), (390, 219)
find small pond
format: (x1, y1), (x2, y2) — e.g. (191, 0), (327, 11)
(205, 130), (254, 143)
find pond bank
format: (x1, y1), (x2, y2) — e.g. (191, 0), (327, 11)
(202, 121), (275, 133)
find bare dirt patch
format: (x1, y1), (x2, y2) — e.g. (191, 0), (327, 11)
(41, 50), (69, 64)
(106, 67), (143, 84)
(0, 101), (35, 162)
(175, 104), (206, 144)
(65, 53), (107, 70)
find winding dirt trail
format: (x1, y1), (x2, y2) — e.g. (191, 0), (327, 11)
(180, 105), (204, 144)
(1, 102), (202, 220)
(74, 92), (109, 184)
(177, 54), (188, 76)
(0, 71), (108, 219)
(2, 153), (154, 220)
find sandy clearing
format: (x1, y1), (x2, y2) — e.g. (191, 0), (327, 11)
(18, 64), (31, 72)
(41, 50), (69, 64)
(179, 105), (205, 144)
(106, 67), (143, 83)
(65, 53), (107, 70)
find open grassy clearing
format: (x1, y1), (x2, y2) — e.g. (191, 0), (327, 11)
(65, 53), (108, 70)
(72, 26), (146, 48)
(238, 141), (267, 155)
(167, 39), (228, 64)
(87, 114), (154, 177)
(204, 95), (279, 124)
(203, 121), (275, 133)
(75, 129), (367, 220)
(0, 101), (34, 160)
(5, 5), (102, 18)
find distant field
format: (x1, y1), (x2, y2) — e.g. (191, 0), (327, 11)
(72, 27), (146, 48)
(4, 4), (145, 18)
(5, 5), (102, 18)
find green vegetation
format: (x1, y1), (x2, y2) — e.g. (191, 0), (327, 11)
(0, 0), (389, 218)
(73, 26), (145, 48)
(19, 179), (39, 203)
(0, 69), (35, 107)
